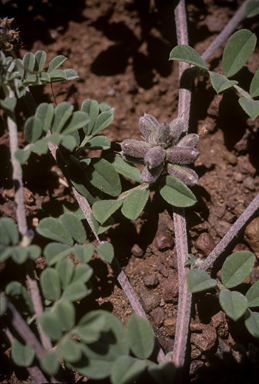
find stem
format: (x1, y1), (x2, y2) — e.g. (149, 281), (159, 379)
(200, 192), (259, 271)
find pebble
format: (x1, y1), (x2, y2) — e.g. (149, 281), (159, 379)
(190, 345), (202, 360)
(243, 176), (255, 191)
(155, 232), (174, 250)
(189, 360), (204, 376)
(150, 307), (165, 327)
(138, 287), (161, 313)
(244, 217), (259, 253)
(191, 324), (217, 352)
(211, 311), (228, 338)
(215, 220), (232, 238)
(168, 251), (178, 269)
(194, 232), (216, 256)
(234, 172), (244, 182)
(250, 267), (259, 285)
(157, 263), (169, 277)
(161, 280), (178, 303)
(164, 316), (177, 337)
(143, 274), (159, 288)
(223, 151), (237, 165)
(131, 244), (144, 258)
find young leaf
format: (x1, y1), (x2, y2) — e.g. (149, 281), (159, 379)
(54, 300), (75, 331)
(39, 312), (63, 340)
(62, 282), (90, 301)
(159, 175), (197, 207)
(121, 188), (150, 220)
(111, 356), (147, 384)
(24, 116), (43, 143)
(219, 289), (248, 321)
(47, 55), (67, 73)
(34, 50), (46, 71)
(40, 351), (60, 375)
(83, 135), (111, 150)
(96, 242), (114, 263)
(92, 200), (123, 224)
(221, 251), (255, 289)
(56, 258), (74, 289)
(35, 103), (54, 133)
(187, 269), (217, 293)
(44, 242), (72, 266)
(222, 30), (257, 77)
(169, 45), (208, 70)
(51, 102), (73, 133)
(11, 338), (35, 367)
(238, 97), (259, 120)
(0, 217), (18, 245)
(245, 1), (259, 18)
(73, 243), (95, 264)
(40, 267), (61, 301)
(244, 309), (259, 338)
(106, 153), (142, 183)
(84, 158), (122, 197)
(249, 68), (259, 97)
(59, 338), (82, 363)
(209, 72), (238, 93)
(246, 280), (259, 308)
(59, 212), (87, 244)
(126, 314), (154, 359)
(91, 110), (114, 135)
(81, 98), (99, 134)
(36, 217), (73, 246)
(71, 264), (93, 284)
(148, 362), (176, 384)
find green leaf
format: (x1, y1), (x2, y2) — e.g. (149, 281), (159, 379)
(34, 50), (46, 71)
(121, 188), (149, 220)
(106, 154), (142, 183)
(221, 251), (255, 288)
(40, 351), (59, 375)
(84, 158), (122, 197)
(37, 217), (73, 246)
(50, 69), (67, 81)
(219, 289), (248, 321)
(92, 200), (123, 224)
(11, 338), (35, 367)
(59, 338), (82, 363)
(61, 134), (77, 151)
(169, 45), (208, 70)
(6, 281), (33, 316)
(209, 72), (238, 93)
(0, 217), (18, 245)
(244, 309), (259, 338)
(56, 258), (74, 289)
(64, 68), (79, 81)
(47, 55), (67, 73)
(40, 267), (61, 301)
(39, 312), (63, 340)
(11, 246), (28, 264)
(0, 97), (17, 111)
(126, 314), (154, 359)
(35, 103), (54, 133)
(71, 264), (93, 284)
(91, 110), (114, 135)
(0, 295), (7, 316)
(239, 97), (259, 119)
(27, 245), (41, 260)
(111, 356), (147, 384)
(44, 242), (72, 266)
(148, 362), (176, 384)
(245, 1), (259, 18)
(73, 243), (94, 263)
(62, 282), (90, 301)
(159, 175), (197, 207)
(30, 139), (49, 154)
(81, 98), (99, 134)
(24, 116), (43, 143)
(15, 148), (31, 164)
(90, 213), (114, 235)
(23, 52), (35, 73)
(187, 269), (217, 293)
(59, 213), (87, 244)
(95, 242), (114, 263)
(246, 280), (259, 307)
(77, 311), (107, 343)
(249, 68), (259, 97)
(62, 111), (90, 135)
(83, 136), (111, 150)
(52, 102), (74, 133)
(222, 30), (257, 77)
(54, 300), (75, 331)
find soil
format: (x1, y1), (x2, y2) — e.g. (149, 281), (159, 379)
(1, 0), (259, 383)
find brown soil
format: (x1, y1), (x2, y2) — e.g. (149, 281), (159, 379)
(1, 0), (259, 383)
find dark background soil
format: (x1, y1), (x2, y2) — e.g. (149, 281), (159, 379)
(1, 0), (259, 383)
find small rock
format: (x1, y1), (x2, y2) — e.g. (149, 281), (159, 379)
(150, 307), (165, 327)
(169, 251), (178, 269)
(215, 220), (231, 238)
(211, 311), (228, 338)
(107, 88), (116, 96)
(244, 217), (259, 254)
(250, 267), (259, 285)
(194, 233), (216, 256)
(161, 280), (178, 303)
(191, 324), (217, 352)
(223, 151), (237, 165)
(155, 232), (174, 250)
(237, 156), (256, 176)
(224, 211), (236, 223)
(234, 172), (244, 183)
(190, 345), (202, 360)
(164, 316), (177, 337)
(216, 204), (226, 219)
(131, 244), (144, 258)
(143, 274), (159, 288)
(243, 176), (255, 191)
(216, 339), (230, 358)
(157, 263), (169, 277)
(189, 360), (204, 376)
(226, 200), (236, 210)
(190, 321), (202, 332)
(139, 287), (161, 313)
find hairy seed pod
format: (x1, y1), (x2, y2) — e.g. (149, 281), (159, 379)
(157, 122), (171, 147)
(167, 164), (199, 186)
(166, 146), (199, 164)
(142, 164), (164, 183)
(121, 139), (151, 158)
(169, 117), (184, 145)
(121, 152), (145, 164)
(177, 133), (199, 148)
(138, 113), (159, 145)
(144, 146), (166, 169)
